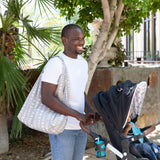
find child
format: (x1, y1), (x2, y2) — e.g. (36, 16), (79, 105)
(123, 110), (160, 160)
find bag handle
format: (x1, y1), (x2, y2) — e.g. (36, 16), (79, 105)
(54, 55), (70, 105)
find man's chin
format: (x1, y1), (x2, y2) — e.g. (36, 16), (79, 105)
(75, 51), (83, 55)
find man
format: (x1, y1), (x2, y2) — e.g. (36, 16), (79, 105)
(41, 24), (99, 160)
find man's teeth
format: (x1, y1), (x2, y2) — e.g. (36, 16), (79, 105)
(77, 46), (83, 49)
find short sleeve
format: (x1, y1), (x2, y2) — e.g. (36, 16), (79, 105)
(41, 57), (63, 85)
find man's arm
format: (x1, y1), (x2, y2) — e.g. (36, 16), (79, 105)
(84, 93), (95, 114)
(84, 93), (101, 124)
(41, 82), (86, 122)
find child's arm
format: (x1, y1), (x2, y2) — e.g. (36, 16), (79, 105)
(123, 123), (134, 136)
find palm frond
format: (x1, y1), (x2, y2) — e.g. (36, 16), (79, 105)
(0, 56), (27, 137)
(1, 0), (31, 19)
(21, 17), (61, 45)
(34, 0), (55, 15)
(0, 56), (27, 110)
(0, 12), (15, 32)
(10, 93), (25, 138)
(19, 33), (47, 60)
(12, 38), (31, 66)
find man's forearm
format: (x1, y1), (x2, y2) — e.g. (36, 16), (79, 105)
(84, 93), (95, 113)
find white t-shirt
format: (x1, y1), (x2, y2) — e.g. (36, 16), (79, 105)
(41, 52), (88, 130)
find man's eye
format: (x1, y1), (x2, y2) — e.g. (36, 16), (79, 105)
(74, 38), (84, 40)
(78, 38), (84, 41)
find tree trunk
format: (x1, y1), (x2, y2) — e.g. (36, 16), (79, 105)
(0, 114), (9, 154)
(85, 0), (124, 93)
(85, 48), (114, 93)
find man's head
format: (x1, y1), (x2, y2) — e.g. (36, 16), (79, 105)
(61, 24), (85, 58)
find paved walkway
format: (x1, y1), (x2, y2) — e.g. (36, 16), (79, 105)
(83, 124), (160, 160)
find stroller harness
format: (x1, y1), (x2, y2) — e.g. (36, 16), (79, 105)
(130, 122), (144, 143)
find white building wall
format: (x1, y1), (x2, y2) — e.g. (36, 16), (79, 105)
(157, 10), (160, 58)
(121, 34), (126, 50)
(134, 23), (144, 59)
(121, 10), (160, 61)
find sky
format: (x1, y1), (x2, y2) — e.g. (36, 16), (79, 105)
(0, 0), (66, 28)
(0, 3), (6, 16)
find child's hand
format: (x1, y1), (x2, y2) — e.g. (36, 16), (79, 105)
(125, 122), (134, 132)
(123, 122), (134, 136)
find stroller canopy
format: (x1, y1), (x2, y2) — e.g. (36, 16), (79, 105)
(93, 80), (147, 152)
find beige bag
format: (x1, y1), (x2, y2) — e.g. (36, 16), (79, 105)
(18, 56), (68, 134)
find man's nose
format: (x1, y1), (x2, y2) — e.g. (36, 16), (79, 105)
(79, 39), (85, 44)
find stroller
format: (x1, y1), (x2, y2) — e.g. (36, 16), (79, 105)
(81, 79), (159, 160)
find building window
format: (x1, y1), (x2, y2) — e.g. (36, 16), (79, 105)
(153, 14), (157, 60)
(144, 13), (157, 60)
(124, 12), (158, 61)
(144, 16), (151, 60)
(126, 30), (134, 60)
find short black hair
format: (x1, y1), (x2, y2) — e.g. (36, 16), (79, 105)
(61, 24), (83, 38)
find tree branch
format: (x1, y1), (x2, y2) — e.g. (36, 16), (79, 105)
(101, 0), (110, 23)
(105, 0), (124, 52)
(89, 0), (111, 65)
(109, 0), (117, 21)
(114, 0), (124, 28)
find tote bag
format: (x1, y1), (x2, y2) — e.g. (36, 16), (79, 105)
(18, 56), (68, 134)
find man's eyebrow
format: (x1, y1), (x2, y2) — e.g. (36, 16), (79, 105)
(72, 36), (85, 39)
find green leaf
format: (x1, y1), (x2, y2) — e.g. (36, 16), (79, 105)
(21, 17), (61, 45)
(0, 57), (27, 107)
(34, 0), (55, 15)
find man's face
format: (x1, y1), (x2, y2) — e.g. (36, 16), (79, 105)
(63, 28), (85, 56)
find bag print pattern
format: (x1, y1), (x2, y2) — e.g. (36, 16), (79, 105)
(18, 56), (69, 134)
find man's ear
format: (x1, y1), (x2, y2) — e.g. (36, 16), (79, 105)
(62, 37), (67, 44)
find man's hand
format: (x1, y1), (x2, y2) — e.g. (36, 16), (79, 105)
(75, 112), (86, 123)
(84, 112), (101, 125)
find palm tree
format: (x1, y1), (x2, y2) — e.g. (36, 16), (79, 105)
(0, 0), (62, 154)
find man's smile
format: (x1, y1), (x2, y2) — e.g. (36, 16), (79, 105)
(76, 46), (83, 52)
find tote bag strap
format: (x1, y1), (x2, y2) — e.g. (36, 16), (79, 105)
(53, 55), (70, 106)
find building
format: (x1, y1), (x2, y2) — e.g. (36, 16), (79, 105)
(121, 10), (160, 62)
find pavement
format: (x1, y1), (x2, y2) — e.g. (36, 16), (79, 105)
(83, 124), (160, 160)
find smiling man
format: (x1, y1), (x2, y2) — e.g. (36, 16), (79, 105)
(41, 24), (99, 160)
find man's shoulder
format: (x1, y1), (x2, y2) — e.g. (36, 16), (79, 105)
(78, 55), (87, 63)
(51, 52), (63, 59)
(44, 53), (64, 69)
(49, 53), (63, 62)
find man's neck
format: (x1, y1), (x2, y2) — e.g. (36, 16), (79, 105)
(63, 51), (78, 59)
